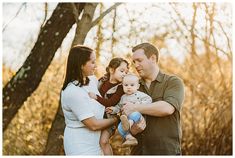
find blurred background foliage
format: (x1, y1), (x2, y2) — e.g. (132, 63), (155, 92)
(2, 2), (232, 155)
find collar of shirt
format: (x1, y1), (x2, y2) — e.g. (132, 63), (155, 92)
(139, 70), (164, 85)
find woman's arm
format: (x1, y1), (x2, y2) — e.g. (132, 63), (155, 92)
(82, 116), (118, 131)
(65, 85), (118, 131)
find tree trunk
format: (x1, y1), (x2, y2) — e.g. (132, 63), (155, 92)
(44, 3), (98, 155)
(2, 3), (85, 132)
(44, 100), (66, 155)
(95, 3), (104, 76)
(72, 3), (98, 46)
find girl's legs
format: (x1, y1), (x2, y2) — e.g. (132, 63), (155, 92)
(99, 129), (113, 155)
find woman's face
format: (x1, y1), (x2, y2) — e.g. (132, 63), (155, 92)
(82, 52), (96, 77)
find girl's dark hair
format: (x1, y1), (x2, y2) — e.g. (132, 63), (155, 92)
(62, 45), (93, 90)
(105, 57), (129, 79)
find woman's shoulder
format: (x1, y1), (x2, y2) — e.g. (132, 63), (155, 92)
(88, 75), (99, 85)
(62, 81), (85, 96)
(88, 75), (98, 81)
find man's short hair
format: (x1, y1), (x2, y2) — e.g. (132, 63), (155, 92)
(132, 42), (159, 62)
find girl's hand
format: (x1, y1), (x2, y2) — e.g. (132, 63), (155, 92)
(88, 92), (97, 100)
(106, 107), (115, 114)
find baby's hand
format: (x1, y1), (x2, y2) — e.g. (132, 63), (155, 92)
(106, 107), (115, 114)
(88, 92), (97, 100)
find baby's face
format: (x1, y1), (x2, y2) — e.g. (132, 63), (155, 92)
(122, 77), (139, 95)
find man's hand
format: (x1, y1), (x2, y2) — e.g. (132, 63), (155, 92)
(121, 102), (137, 116)
(88, 92), (97, 100)
(130, 116), (146, 135)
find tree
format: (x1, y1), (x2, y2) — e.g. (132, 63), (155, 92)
(3, 3), (85, 132)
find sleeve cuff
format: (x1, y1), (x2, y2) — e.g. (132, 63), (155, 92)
(79, 113), (95, 121)
(165, 96), (181, 111)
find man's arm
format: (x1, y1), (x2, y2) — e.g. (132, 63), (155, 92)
(122, 101), (175, 117)
(138, 101), (175, 116)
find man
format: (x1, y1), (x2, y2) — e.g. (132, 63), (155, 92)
(122, 43), (184, 155)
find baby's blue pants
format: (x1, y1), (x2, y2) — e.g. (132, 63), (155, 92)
(118, 111), (142, 138)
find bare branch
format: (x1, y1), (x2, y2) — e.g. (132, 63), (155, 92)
(190, 3), (198, 55)
(90, 3), (122, 28)
(215, 20), (232, 56)
(40, 3), (48, 30)
(170, 3), (229, 57)
(71, 3), (80, 24)
(110, 7), (117, 57)
(72, 3), (98, 46)
(2, 3), (26, 32)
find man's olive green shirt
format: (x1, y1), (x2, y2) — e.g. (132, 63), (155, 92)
(132, 71), (184, 155)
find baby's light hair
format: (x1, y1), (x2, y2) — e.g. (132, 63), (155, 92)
(122, 73), (139, 83)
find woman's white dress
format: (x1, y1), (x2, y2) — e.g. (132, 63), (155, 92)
(61, 76), (105, 155)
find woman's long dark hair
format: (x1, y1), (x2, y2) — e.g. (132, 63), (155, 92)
(62, 45), (93, 90)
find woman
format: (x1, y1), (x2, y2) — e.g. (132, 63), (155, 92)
(61, 45), (118, 155)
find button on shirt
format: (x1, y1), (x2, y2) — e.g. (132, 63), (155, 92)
(111, 91), (152, 114)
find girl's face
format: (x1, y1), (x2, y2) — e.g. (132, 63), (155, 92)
(110, 62), (128, 83)
(82, 52), (96, 77)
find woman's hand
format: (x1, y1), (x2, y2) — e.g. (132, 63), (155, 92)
(88, 92), (97, 100)
(105, 107), (115, 114)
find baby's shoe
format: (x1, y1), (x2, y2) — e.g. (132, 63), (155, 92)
(122, 135), (138, 147)
(120, 115), (129, 131)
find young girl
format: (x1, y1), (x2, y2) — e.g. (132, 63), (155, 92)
(88, 57), (129, 155)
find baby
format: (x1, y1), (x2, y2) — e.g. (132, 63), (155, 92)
(106, 74), (152, 147)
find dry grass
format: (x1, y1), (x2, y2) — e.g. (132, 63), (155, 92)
(3, 57), (65, 155)
(2, 52), (232, 155)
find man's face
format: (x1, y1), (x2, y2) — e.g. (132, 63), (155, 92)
(132, 49), (152, 78)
